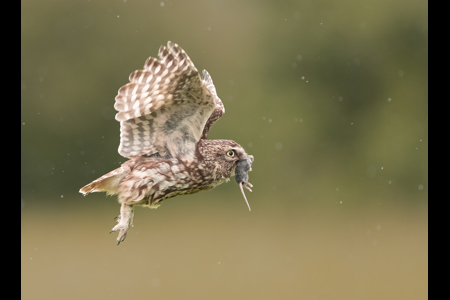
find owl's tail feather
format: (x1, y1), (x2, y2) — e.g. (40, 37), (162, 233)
(79, 167), (126, 196)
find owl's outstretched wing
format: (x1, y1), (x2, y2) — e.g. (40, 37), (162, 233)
(114, 41), (223, 158)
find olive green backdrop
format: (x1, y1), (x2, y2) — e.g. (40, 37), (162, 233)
(21, 0), (428, 299)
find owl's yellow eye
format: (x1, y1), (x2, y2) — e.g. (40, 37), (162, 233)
(226, 150), (235, 157)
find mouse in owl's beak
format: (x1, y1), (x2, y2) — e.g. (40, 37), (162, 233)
(235, 155), (254, 211)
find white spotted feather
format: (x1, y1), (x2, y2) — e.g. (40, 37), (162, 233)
(114, 41), (224, 158)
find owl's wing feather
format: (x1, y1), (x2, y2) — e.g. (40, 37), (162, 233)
(200, 70), (225, 139)
(114, 42), (223, 158)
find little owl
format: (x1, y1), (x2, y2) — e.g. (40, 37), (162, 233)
(80, 41), (254, 244)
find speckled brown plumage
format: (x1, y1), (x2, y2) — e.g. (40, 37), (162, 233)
(80, 42), (254, 244)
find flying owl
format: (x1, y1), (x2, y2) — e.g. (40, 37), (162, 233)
(79, 41), (254, 244)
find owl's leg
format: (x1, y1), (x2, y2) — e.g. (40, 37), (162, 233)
(110, 203), (134, 245)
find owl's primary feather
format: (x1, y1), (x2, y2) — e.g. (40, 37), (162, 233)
(80, 42), (253, 244)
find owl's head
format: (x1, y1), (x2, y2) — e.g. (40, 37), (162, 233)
(198, 139), (250, 172)
(197, 139), (254, 210)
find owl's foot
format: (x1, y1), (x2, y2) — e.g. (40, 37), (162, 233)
(110, 204), (134, 245)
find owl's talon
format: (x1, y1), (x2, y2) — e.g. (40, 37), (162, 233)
(110, 224), (129, 244)
(109, 204), (134, 245)
(116, 231), (127, 245)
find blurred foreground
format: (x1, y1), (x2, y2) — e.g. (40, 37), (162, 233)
(22, 195), (427, 300)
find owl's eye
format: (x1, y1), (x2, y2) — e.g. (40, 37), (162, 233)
(226, 150), (235, 157)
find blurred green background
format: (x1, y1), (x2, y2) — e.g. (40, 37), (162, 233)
(21, 0), (428, 299)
